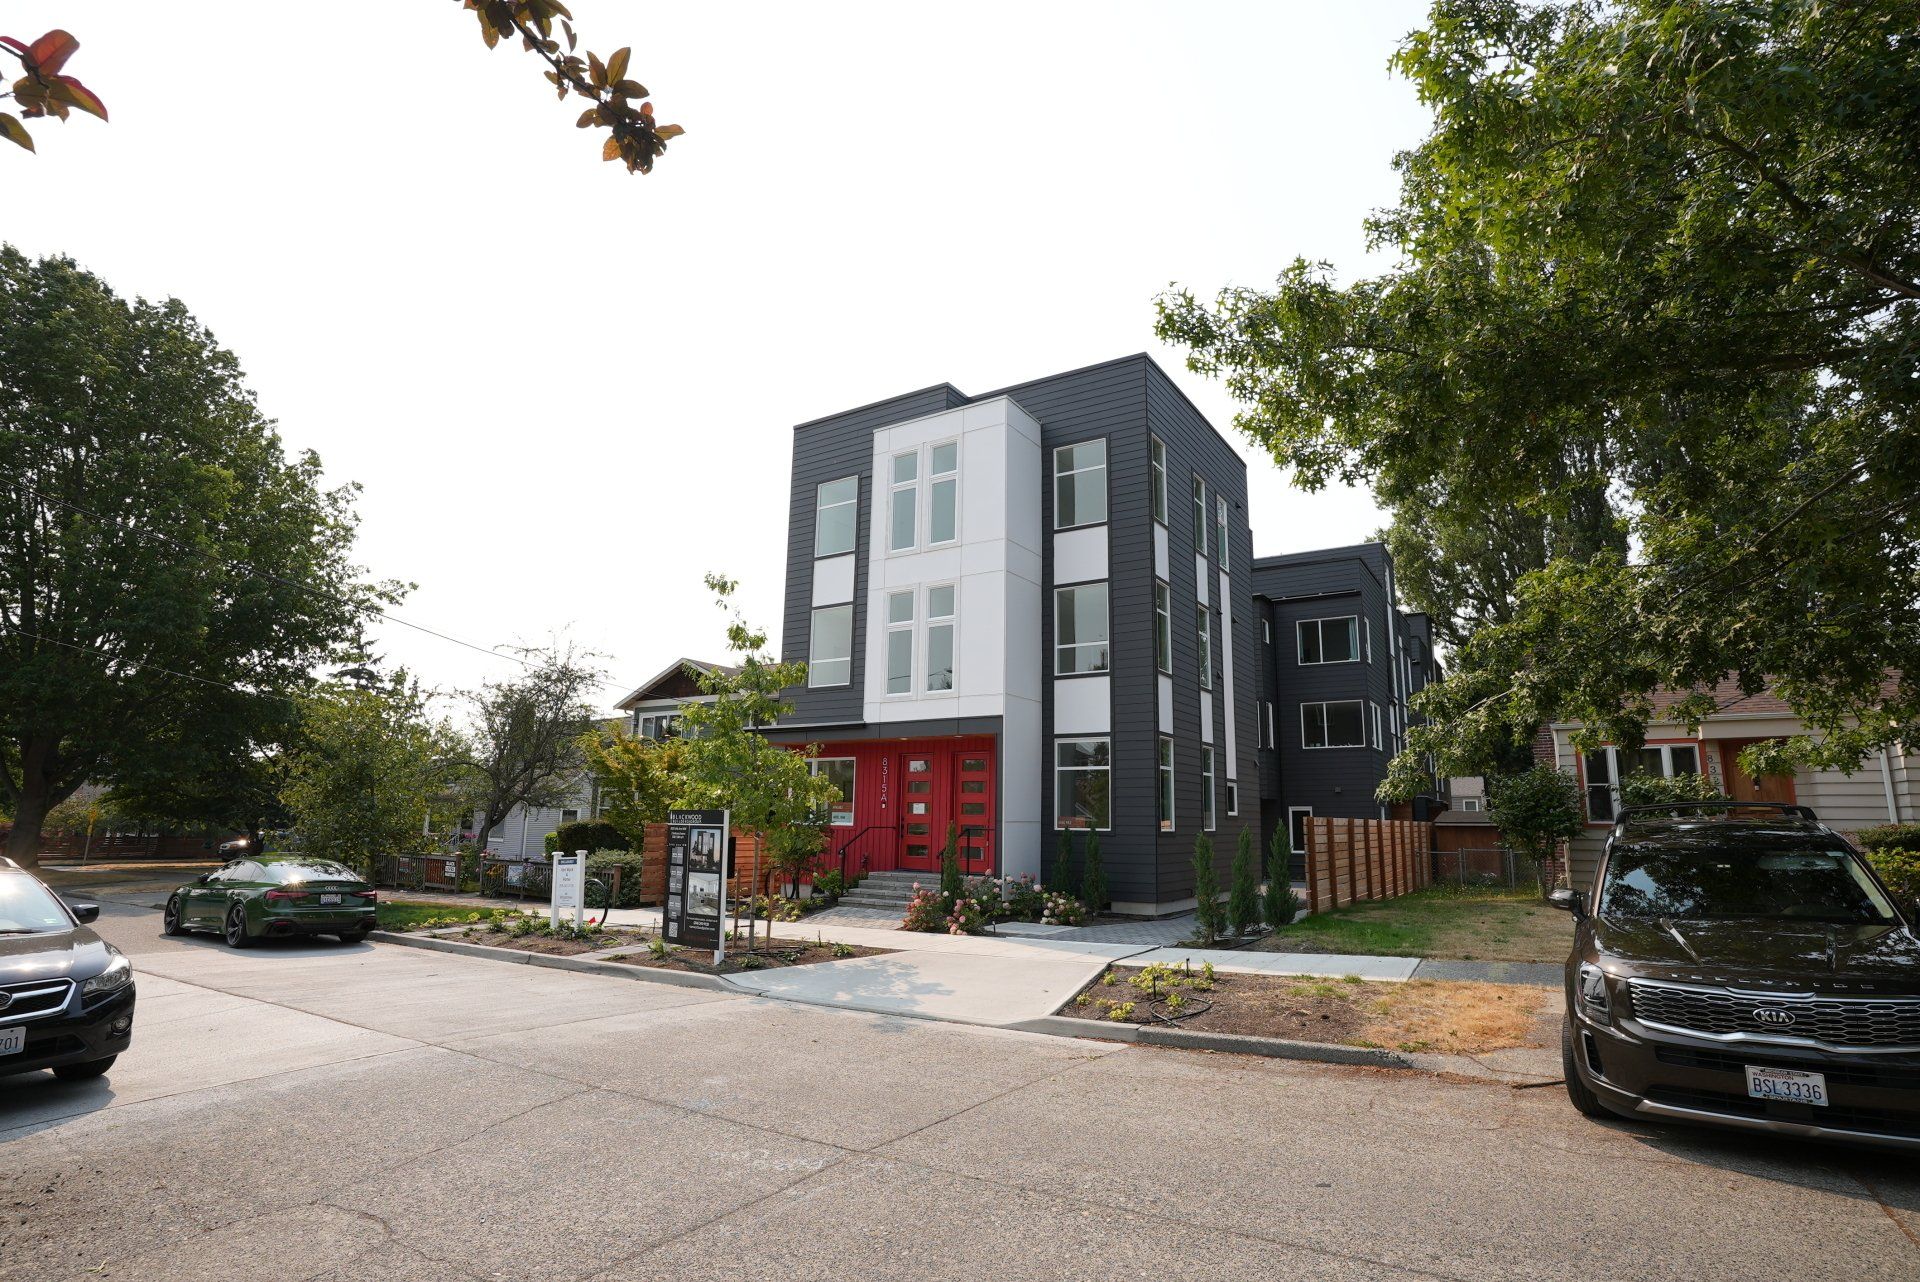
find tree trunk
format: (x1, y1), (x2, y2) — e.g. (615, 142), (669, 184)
(4, 791), (51, 871)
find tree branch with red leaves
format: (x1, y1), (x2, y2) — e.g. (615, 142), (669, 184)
(0, 30), (108, 152)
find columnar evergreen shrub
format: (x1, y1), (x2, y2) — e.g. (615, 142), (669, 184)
(1228, 827), (1260, 938)
(1054, 827), (1079, 900)
(1081, 829), (1106, 913)
(1191, 835), (1221, 946)
(940, 821), (963, 901)
(1264, 828), (1299, 930)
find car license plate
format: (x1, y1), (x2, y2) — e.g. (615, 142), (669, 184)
(0, 1026), (23, 1057)
(319, 893), (342, 905)
(1746, 1065), (1827, 1107)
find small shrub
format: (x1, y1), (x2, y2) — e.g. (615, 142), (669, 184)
(813, 869), (847, 899)
(1855, 823), (1920, 854)
(1265, 828), (1300, 930)
(829, 941), (856, 959)
(1054, 828), (1079, 901)
(1105, 1002), (1135, 1022)
(1191, 835), (1221, 946)
(1866, 848), (1920, 904)
(647, 936), (670, 960)
(1001, 874), (1046, 922)
(1041, 892), (1086, 926)
(735, 953), (766, 970)
(1228, 827), (1260, 938)
(940, 822), (963, 902)
(902, 887), (949, 933)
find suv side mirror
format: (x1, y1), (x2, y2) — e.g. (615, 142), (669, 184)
(67, 901), (100, 924)
(1547, 888), (1584, 916)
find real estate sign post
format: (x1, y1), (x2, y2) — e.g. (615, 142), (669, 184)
(550, 849), (586, 932)
(666, 809), (730, 962)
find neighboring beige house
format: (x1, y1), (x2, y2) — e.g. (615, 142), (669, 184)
(1546, 680), (1920, 887)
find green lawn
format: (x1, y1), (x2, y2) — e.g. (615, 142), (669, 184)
(1256, 884), (1573, 963)
(375, 900), (477, 932)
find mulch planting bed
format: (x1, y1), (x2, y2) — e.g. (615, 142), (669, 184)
(603, 940), (894, 975)
(442, 928), (644, 956)
(1072, 965), (1549, 1054)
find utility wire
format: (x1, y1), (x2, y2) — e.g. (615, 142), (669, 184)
(8, 624), (263, 698)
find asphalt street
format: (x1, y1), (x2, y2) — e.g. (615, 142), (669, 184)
(1, 894), (1916, 1281)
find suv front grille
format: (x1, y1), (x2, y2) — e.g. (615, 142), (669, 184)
(1628, 980), (1920, 1051)
(0, 977), (75, 1022)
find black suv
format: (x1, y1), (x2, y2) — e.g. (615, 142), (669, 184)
(0, 857), (136, 1081)
(1553, 802), (1920, 1150)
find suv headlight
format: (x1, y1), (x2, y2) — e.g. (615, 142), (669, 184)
(82, 951), (133, 996)
(1577, 962), (1611, 1022)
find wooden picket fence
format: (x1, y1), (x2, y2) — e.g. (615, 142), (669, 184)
(1303, 816), (1433, 913)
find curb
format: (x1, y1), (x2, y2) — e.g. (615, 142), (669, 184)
(368, 931), (732, 992)
(1006, 1013), (1414, 1067)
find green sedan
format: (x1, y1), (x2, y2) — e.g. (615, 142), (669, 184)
(163, 855), (378, 948)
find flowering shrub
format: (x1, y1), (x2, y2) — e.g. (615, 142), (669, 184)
(1000, 874), (1046, 921)
(1041, 893), (1086, 926)
(901, 883), (996, 935)
(902, 887), (948, 933)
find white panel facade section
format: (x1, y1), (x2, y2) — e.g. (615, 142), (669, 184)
(1158, 674), (1173, 732)
(1219, 569), (1238, 779)
(1000, 696), (1042, 881)
(1200, 695), (1214, 745)
(1153, 524), (1169, 581)
(1053, 525), (1108, 586)
(859, 397), (1041, 730)
(1053, 676), (1111, 735)
(811, 554), (855, 607)
(1194, 553), (1209, 605)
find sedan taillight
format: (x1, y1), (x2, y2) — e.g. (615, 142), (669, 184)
(264, 889), (304, 903)
(357, 888), (378, 903)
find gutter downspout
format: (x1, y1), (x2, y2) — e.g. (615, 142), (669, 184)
(1879, 748), (1901, 823)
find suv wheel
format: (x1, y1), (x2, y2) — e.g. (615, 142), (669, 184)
(1561, 1019), (1610, 1119)
(224, 904), (254, 949)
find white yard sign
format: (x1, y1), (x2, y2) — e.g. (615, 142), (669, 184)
(550, 850), (586, 930)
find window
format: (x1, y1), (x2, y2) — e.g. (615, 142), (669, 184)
(929, 441), (958, 544)
(1196, 604), (1212, 689)
(1297, 616), (1360, 665)
(814, 476), (858, 558)
(1371, 702), (1383, 749)
(925, 584), (955, 692)
(560, 809), (579, 826)
(1582, 743), (1703, 822)
(889, 451), (918, 552)
(1055, 738), (1110, 829)
(1363, 617), (1373, 663)
(1263, 618), (1272, 645)
(886, 590), (914, 695)
(1150, 436), (1168, 525)
(1191, 475), (1208, 554)
(638, 712), (682, 741)
(1302, 700), (1367, 748)
(1289, 806), (1314, 855)
(1216, 495), (1229, 571)
(1153, 581), (1172, 674)
(809, 757), (856, 827)
(1157, 737), (1175, 832)
(1460, 797), (1482, 814)
(1263, 701), (1275, 748)
(1201, 745), (1216, 831)
(1054, 583), (1110, 675)
(1226, 781), (1238, 817)
(808, 604), (853, 686)
(1053, 439), (1107, 528)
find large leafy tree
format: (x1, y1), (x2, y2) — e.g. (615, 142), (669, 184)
(460, 643), (604, 850)
(0, 249), (384, 868)
(1157, 0), (1920, 790)
(580, 727), (694, 844)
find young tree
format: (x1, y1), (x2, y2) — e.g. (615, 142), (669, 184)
(1053, 828), (1079, 900)
(460, 643), (603, 850)
(1485, 765), (1586, 897)
(0, 250), (383, 869)
(1081, 829), (1107, 914)
(280, 674), (455, 873)
(1264, 828), (1299, 931)
(579, 727), (692, 845)
(1228, 827), (1260, 939)
(1191, 835), (1222, 946)
(1158, 1), (1920, 789)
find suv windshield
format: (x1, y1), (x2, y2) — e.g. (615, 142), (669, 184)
(0, 870), (78, 933)
(1600, 845), (1897, 924)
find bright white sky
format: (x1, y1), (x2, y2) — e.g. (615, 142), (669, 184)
(9, 1), (1432, 711)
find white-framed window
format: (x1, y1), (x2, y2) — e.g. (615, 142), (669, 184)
(637, 712), (682, 741)
(814, 476), (858, 558)
(1196, 604), (1212, 689)
(1216, 495), (1229, 571)
(885, 590), (914, 695)
(1302, 700), (1367, 749)
(808, 605), (853, 687)
(809, 757), (856, 827)
(1364, 617), (1373, 663)
(1053, 439), (1108, 528)
(928, 440), (959, 545)
(888, 451), (918, 552)
(1055, 737), (1111, 830)
(1288, 806), (1314, 855)
(1153, 580), (1172, 675)
(1263, 701), (1275, 748)
(1157, 736), (1175, 832)
(560, 808), (579, 826)
(1226, 780), (1239, 817)
(1054, 582), (1111, 675)
(1191, 474), (1208, 554)
(1297, 616), (1360, 665)
(1460, 797), (1482, 813)
(1150, 436), (1168, 526)
(1371, 701), (1383, 749)
(1263, 618), (1272, 645)
(1201, 745), (1216, 831)
(925, 583), (956, 693)
(1582, 743), (1703, 822)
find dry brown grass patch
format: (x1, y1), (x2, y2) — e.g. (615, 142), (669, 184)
(1358, 979), (1549, 1054)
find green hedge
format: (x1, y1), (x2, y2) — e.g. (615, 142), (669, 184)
(1853, 823), (1920, 854)
(587, 850), (646, 908)
(1866, 848), (1920, 905)
(543, 820), (627, 856)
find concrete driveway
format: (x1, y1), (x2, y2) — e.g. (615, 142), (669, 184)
(2, 896), (1916, 1281)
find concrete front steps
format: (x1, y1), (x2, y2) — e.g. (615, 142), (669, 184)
(834, 870), (929, 912)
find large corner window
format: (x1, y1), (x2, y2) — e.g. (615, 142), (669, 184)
(925, 584), (955, 693)
(929, 441), (959, 545)
(888, 451), (918, 552)
(886, 590), (914, 695)
(808, 604), (853, 687)
(1053, 439), (1108, 529)
(1150, 436), (1168, 526)
(1301, 699), (1366, 749)
(1157, 737), (1175, 832)
(1215, 495), (1229, 572)
(1191, 474), (1208, 555)
(1054, 582), (1110, 675)
(1055, 737), (1111, 830)
(1201, 745), (1216, 831)
(1297, 616), (1360, 665)
(1196, 604), (1212, 689)
(1153, 580), (1172, 674)
(809, 757), (856, 827)
(814, 476), (858, 558)
(1583, 743), (1702, 822)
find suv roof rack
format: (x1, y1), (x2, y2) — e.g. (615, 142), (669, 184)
(1612, 800), (1821, 838)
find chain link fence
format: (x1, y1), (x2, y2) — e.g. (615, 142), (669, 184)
(1428, 846), (1542, 890)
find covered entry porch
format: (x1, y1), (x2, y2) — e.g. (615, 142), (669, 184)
(802, 734), (1000, 880)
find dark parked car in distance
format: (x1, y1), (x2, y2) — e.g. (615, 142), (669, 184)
(1553, 802), (1920, 1150)
(0, 856), (136, 1081)
(164, 855), (377, 947)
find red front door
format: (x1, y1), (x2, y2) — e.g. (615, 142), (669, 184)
(897, 753), (944, 871)
(954, 749), (994, 873)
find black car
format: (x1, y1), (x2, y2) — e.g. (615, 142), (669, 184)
(0, 857), (135, 1081)
(1553, 802), (1920, 1150)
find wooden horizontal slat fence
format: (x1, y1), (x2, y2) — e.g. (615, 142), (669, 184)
(1303, 817), (1433, 913)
